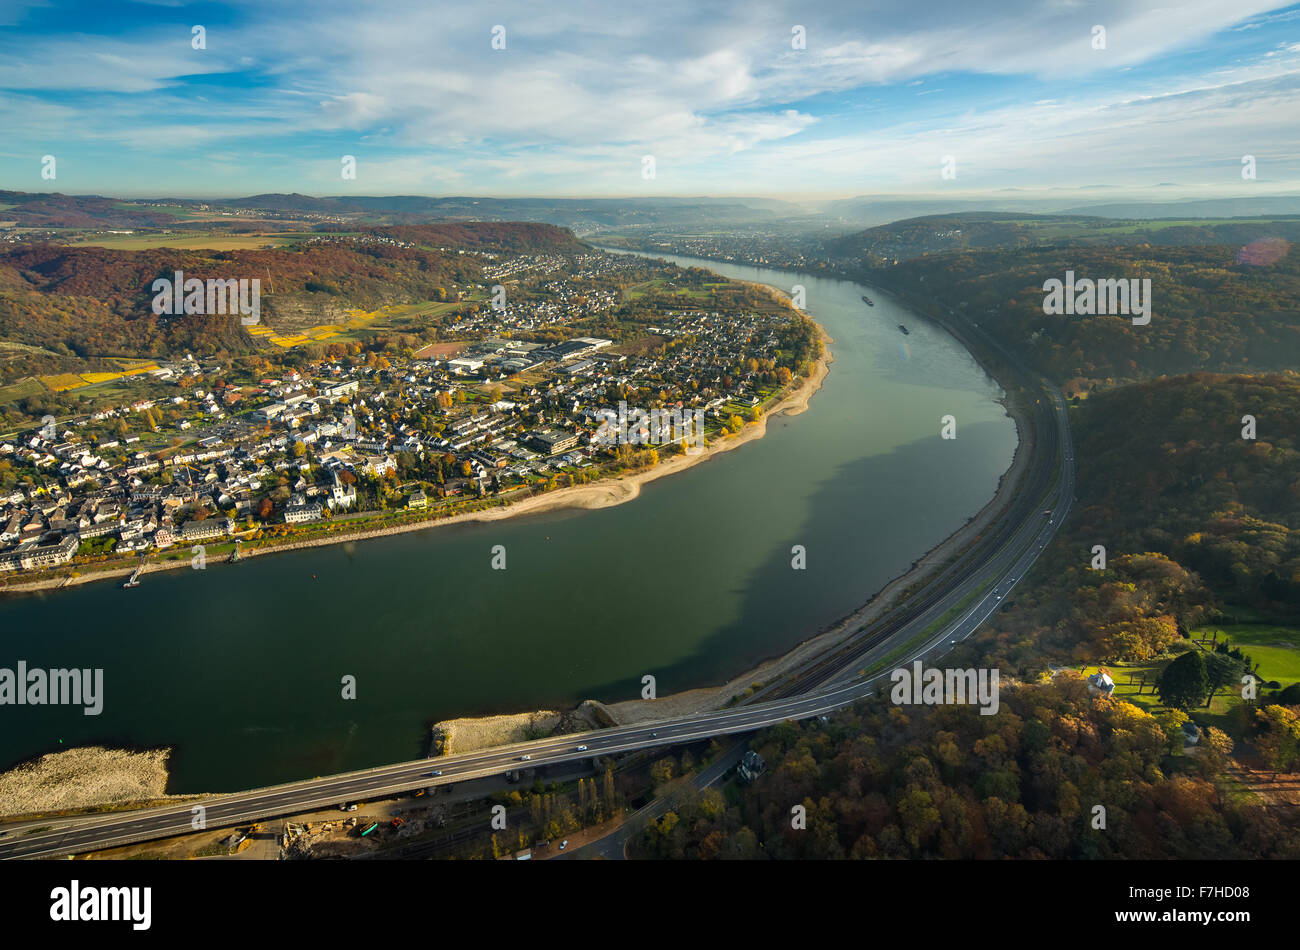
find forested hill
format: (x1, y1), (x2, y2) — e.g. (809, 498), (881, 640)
(0, 222), (584, 372)
(631, 231), (1300, 862)
(634, 372), (1300, 861)
(983, 372), (1300, 669)
(830, 211), (1300, 263)
(859, 239), (1300, 389)
(357, 221), (586, 253)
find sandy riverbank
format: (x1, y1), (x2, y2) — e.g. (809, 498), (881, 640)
(0, 320), (832, 597)
(0, 318), (834, 807)
(435, 325), (1034, 746)
(0, 275), (1030, 805)
(0, 746), (179, 818)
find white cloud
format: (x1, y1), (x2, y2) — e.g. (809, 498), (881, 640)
(2, 0), (1298, 194)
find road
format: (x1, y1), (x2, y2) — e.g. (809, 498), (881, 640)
(1, 357), (1074, 861)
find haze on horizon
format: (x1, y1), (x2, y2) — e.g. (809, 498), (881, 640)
(1, 0), (1299, 200)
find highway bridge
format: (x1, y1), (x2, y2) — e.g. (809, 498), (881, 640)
(1, 338), (1074, 861)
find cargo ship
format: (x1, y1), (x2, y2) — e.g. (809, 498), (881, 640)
(898, 324), (910, 335)
(861, 294), (874, 307)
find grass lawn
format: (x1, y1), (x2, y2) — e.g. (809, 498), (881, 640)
(1077, 656), (1243, 733)
(1079, 626), (1299, 735)
(1191, 624), (1300, 686)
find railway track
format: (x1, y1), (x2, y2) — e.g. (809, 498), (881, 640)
(752, 333), (1060, 703)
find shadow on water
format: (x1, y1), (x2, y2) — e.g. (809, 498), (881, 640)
(0, 256), (1018, 793)
(580, 419), (1015, 703)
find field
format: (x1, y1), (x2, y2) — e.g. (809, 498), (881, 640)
(0, 376), (45, 404)
(1192, 624), (1300, 685)
(69, 231), (298, 251)
(253, 296), (478, 349)
(412, 342), (466, 359)
(1077, 625), (1300, 730)
(36, 359), (162, 393)
(624, 277), (727, 301)
(10, 371), (169, 423)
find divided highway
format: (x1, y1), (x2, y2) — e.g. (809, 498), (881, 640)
(1, 361), (1074, 861)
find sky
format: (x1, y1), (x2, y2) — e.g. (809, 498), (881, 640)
(1, 0), (1299, 199)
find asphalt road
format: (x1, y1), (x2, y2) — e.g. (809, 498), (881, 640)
(1, 380), (1074, 861)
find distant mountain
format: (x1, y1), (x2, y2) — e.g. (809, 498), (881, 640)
(815, 196), (1068, 227)
(0, 191), (178, 229)
(0, 190), (806, 233)
(269, 194), (807, 229)
(827, 211), (1300, 265)
(817, 193), (1300, 229)
(1059, 196), (1300, 218)
(357, 221), (587, 253)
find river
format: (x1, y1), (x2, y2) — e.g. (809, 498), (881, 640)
(0, 253), (1016, 792)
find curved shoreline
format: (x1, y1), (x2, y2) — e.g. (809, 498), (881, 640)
(440, 268), (1035, 739)
(0, 319), (833, 597)
(1, 260), (1030, 803)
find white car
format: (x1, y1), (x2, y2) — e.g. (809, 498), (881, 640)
(519, 754), (531, 761)
(576, 745), (588, 752)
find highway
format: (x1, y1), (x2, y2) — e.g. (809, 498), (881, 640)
(1, 350), (1074, 861)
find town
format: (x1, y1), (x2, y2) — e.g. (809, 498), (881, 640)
(0, 249), (819, 582)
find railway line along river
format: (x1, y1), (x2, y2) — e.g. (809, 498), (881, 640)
(0, 253), (1016, 793)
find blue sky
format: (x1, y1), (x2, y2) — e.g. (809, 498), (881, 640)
(1, 0), (1298, 199)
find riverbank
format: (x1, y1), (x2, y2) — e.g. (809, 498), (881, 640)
(434, 276), (1037, 741)
(0, 325), (832, 598)
(0, 256), (1026, 810)
(0, 746), (178, 818)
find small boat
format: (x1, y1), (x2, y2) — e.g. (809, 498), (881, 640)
(861, 294), (874, 307)
(898, 325), (910, 335)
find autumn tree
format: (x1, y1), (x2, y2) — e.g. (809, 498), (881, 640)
(1252, 705), (1300, 776)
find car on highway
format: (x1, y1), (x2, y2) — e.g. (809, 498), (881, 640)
(519, 754), (531, 761)
(576, 745), (588, 752)
(650, 732), (658, 738)
(427, 770), (442, 777)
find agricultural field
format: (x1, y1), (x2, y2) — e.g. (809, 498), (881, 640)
(37, 359), (161, 392)
(0, 376), (45, 405)
(108, 201), (193, 219)
(69, 231), (298, 251)
(624, 277), (726, 301)
(255, 295), (480, 349)
(37, 373), (171, 416)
